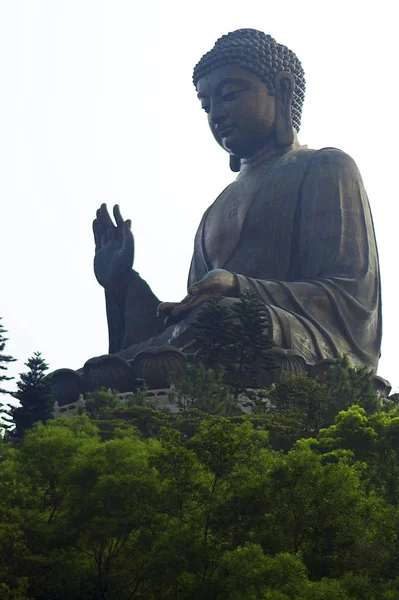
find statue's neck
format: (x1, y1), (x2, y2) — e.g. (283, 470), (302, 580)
(238, 132), (301, 175)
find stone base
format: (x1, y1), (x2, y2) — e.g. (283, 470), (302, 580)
(52, 387), (272, 419)
(49, 350), (392, 412)
(53, 388), (178, 419)
(49, 347), (188, 407)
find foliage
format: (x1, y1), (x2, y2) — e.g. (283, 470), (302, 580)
(246, 360), (382, 451)
(84, 387), (170, 440)
(5, 352), (53, 436)
(0, 319), (17, 434)
(323, 355), (381, 416)
(0, 318), (16, 394)
(1, 386), (399, 599)
(192, 295), (236, 369)
(223, 289), (277, 394)
(193, 290), (277, 395)
(1, 352), (396, 598)
(86, 356), (383, 453)
(169, 363), (239, 415)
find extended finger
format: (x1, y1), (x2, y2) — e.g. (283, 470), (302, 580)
(122, 219), (134, 253)
(113, 204), (124, 228)
(172, 293), (212, 318)
(188, 272), (219, 295)
(99, 203), (116, 229)
(93, 218), (102, 250)
(96, 208), (105, 226)
(188, 277), (218, 296)
(157, 301), (180, 317)
(189, 270), (236, 297)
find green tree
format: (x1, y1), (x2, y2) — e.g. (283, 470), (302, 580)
(246, 361), (382, 451)
(224, 288), (277, 394)
(260, 373), (331, 450)
(0, 416), (165, 600)
(323, 355), (380, 416)
(170, 363), (239, 415)
(6, 352), (53, 436)
(192, 295), (236, 369)
(193, 290), (277, 396)
(314, 405), (399, 507)
(3, 376), (399, 598)
(214, 545), (308, 599)
(0, 318), (16, 395)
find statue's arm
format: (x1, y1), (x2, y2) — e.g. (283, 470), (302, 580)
(105, 287), (126, 354)
(115, 270), (166, 352)
(93, 204), (166, 354)
(232, 149), (381, 369)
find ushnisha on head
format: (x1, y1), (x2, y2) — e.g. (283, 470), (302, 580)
(193, 29), (306, 170)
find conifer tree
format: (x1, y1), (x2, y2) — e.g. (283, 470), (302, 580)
(324, 354), (380, 416)
(7, 352), (53, 435)
(0, 318), (16, 394)
(223, 289), (277, 395)
(193, 290), (277, 396)
(192, 295), (235, 368)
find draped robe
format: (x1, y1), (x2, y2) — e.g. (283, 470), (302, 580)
(107, 138), (381, 371)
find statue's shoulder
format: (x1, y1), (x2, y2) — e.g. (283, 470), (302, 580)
(291, 145), (361, 175)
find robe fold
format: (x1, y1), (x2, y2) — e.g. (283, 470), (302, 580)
(110, 139), (381, 371)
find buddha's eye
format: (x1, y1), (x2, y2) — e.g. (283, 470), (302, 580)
(222, 89), (244, 102)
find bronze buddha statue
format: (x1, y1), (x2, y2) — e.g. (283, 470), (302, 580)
(52, 29), (382, 401)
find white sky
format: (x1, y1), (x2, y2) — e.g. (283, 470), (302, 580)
(1, 0), (398, 392)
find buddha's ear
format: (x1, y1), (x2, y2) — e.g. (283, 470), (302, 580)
(274, 71), (295, 146)
(229, 154), (241, 172)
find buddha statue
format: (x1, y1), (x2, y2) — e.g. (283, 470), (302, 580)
(52, 29), (382, 401)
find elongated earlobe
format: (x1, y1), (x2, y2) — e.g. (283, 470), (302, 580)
(229, 154), (241, 172)
(275, 71), (295, 147)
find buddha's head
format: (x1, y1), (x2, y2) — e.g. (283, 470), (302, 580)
(193, 29), (305, 170)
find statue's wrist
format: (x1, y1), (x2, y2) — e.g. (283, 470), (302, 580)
(227, 272), (240, 296)
(104, 274), (132, 298)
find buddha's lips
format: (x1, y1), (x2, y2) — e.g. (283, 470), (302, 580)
(218, 125), (235, 138)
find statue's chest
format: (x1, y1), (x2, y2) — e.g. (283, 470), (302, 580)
(203, 175), (265, 269)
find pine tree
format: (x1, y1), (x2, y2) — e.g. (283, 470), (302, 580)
(324, 354), (380, 416)
(0, 318), (16, 394)
(225, 289), (277, 395)
(192, 290), (277, 397)
(192, 295), (235, 368)
(7, 352), (53, 435)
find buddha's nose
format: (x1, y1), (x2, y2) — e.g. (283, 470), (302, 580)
(209, 101), (227, 125)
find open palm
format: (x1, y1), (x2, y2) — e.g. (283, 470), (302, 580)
(93, 204), (134, 290)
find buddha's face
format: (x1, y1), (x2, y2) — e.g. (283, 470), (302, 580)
(196, 65), (277, 158)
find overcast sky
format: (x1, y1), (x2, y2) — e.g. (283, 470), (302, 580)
(1, 0), (398, 392)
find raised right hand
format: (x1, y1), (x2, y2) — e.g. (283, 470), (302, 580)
(93, 204), (134, 290)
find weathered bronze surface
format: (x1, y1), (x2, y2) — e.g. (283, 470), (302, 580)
(54, 29), (382, 396)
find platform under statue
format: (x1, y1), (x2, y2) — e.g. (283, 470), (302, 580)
(52, 29), (382, 402)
